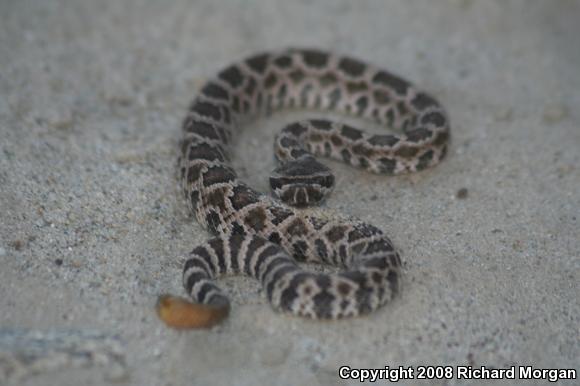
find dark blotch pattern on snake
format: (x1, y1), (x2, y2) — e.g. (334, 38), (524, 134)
(157, 48), (450, 328)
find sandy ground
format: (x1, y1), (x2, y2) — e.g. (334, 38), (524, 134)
(1, 0), (579, 385)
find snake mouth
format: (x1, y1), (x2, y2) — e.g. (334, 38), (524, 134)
(269, 173), (335, 190)
(275, 183), (334, 207)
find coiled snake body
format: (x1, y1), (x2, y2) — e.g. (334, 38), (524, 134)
(157, 49), (450, 328)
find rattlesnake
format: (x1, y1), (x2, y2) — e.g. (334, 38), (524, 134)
(156, 48), (450, 328)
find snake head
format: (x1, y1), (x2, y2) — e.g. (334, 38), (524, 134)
(269, 156), (335, 207)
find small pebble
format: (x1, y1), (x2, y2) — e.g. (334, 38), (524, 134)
(11, 240), (24, 251)
(259, 344), (290, 366)
(54, 258), (63, 266)
(467, 352), (475, 366)
(494, 107), (513, 122)
(104, 363), (131, 383)
(456, 188), (468, 199)
(543, 104), (567, 123)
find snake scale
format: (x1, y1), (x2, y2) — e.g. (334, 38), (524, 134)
(156, 48), (450, 328)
